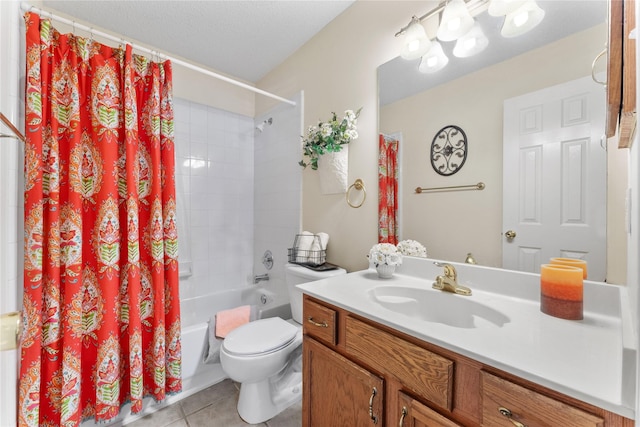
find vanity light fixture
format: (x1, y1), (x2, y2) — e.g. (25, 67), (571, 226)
(401, 16), (432, 60)
(396, 0), (545, 73)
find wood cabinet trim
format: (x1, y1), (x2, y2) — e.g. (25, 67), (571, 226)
(608, 0), (637, 148)
(607, 0), (623, 138)
(619, 0), (637, 148)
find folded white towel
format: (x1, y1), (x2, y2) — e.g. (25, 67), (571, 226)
(310, 232), (329, 251)
(296, 231), (314, 262)
(308, 232), (328, 264)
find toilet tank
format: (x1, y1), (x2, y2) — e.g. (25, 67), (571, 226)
(285, 263), (346, 324)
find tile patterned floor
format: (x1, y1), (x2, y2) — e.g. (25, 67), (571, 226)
(128, 379), (302, 427)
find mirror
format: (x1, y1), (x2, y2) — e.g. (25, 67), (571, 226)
(378, 0), (627, 281)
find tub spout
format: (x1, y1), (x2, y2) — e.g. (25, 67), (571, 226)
(254, 274), (269, 284)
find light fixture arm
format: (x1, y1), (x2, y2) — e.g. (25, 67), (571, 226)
(394, 0), (489, 37)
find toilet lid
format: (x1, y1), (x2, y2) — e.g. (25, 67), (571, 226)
(222, 317), (299, 356)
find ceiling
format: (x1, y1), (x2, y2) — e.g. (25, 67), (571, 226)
(40, 0), (356, 83)
(379, 0), (608, 106)
(37, 1), (607, 101)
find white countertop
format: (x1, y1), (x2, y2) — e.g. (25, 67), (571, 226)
(297, 257), (636, 419)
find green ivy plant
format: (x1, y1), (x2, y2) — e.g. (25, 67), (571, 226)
(299, 107), (362, 170)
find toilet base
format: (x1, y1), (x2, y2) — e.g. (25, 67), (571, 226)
(237, 372), (302, 424)
(236, 347), (302, 424)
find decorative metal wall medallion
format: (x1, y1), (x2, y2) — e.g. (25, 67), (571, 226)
(430, 125), (468, 176)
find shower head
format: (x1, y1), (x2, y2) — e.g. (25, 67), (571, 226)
(255, 117), (273, 132)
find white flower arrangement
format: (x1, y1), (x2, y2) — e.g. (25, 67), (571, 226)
(368, 243), (403, 267)
(299, 107), (362, 170)
(397, 239), (428, 257)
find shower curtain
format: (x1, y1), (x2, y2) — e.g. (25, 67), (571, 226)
(378, 134), (399, 244)
(19, 13), (181, 426)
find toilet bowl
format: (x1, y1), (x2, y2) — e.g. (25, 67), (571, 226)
(220, 263), (346, 423)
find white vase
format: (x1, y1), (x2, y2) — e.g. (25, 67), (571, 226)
(376, 264), (396, 279)
(318, 146), (348, 194)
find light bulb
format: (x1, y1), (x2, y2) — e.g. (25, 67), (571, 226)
(453, 22), (488, 58)
(501, 0), (545, 38)
(464, 38), (477, 50)
(437, 0), (474, 42)
(447, 17), (461, 32)
(401, 18), (432, 60)
(513, 10), (529, 27)
(488, 0), (527, 16)
(419, 42), (449, 73)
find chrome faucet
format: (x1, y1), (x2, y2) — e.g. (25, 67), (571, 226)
(432, 262), (472, 296)
(254, 274), (269, 284)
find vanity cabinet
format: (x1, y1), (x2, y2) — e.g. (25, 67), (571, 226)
(304, 337), (384, 425)
(302, 295), (634, 427)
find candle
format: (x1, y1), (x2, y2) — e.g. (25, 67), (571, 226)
(549, 257), (588, 279)
(540, 264), (583, 320)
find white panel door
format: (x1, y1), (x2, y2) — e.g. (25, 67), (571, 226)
(502, 75), (606, 280)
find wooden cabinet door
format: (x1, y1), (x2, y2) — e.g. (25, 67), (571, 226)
(398, 391), (463, 427)
(303, 337), (384, 427)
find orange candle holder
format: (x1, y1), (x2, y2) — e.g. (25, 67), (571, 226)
(549, 257), (588, 279)
(540, 264), (584, 320)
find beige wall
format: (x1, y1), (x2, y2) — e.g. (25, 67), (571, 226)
(257, 1), (425, 271)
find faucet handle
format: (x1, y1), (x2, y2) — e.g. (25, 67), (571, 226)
(433, 262), (457, 279)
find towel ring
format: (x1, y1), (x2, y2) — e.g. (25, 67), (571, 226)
(591, 47), (607, 86)
(346, 179), (366, 208)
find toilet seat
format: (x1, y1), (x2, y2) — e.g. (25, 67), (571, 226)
(222, 317), (299, 356)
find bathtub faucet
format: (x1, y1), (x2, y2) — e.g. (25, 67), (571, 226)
(254, 274), (269, 284)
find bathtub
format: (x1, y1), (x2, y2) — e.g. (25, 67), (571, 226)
(84, 286), (290, 427)
(179, 287), (290, 394)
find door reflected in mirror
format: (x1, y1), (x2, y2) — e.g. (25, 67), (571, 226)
(377, 0), (628, 283)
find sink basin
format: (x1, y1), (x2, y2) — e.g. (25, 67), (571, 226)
(368, 285), (510, 329)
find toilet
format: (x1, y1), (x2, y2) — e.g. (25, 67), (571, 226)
(220, 263), (346, 423)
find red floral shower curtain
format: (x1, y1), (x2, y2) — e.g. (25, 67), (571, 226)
(378, 134), (399, 244)
(19, 13), (181, 427)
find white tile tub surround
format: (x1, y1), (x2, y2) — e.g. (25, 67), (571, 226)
(173, 98), (255, 302)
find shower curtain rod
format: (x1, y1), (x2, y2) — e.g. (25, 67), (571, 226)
(20, 2), (297, 107)
(0, 112), (25, 143)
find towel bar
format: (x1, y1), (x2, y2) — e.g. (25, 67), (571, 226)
(415, 182), (485, 193)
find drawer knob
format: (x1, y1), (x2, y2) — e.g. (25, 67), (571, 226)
(498, 407), (527, 427)
(307, 317), (328, 328)
(399, 406), (407, 426)
(368, 387), (378, 424)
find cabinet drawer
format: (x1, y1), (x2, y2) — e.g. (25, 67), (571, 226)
(399, 391), (463, 427)
(303, 298), (337, 346)
(482, 371), (604, 427)
(346, 316), (453, 410)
